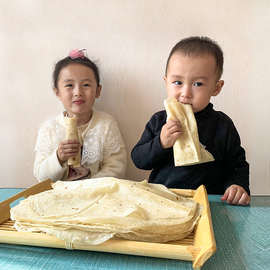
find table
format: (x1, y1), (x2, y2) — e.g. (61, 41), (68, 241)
(0, 188), (269, 270)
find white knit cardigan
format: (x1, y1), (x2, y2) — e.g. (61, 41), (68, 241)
(34, 110), (127, 182)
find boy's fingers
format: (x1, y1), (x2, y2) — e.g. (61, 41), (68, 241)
(168, 125), (182, 135)
(238, 193), (250, 205)
(167, 120), (181, 129)
(231, 189), (243, 204)
(171, 132), (182, 141)
(222, 185), (250, 205)
(221, 189), (229, 201)
(226, 187), (237, 204)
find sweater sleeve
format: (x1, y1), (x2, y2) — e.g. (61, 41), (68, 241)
(33, 123), (68, 182)
(131, 113), (172, 170)
(223, 122), (250, 194)
(92, 118), (127, 179)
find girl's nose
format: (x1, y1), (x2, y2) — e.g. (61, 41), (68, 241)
(73, 85), (82, 96)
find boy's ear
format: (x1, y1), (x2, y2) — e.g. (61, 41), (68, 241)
(96, 85), (102, 98)
(212, 80), (224, 96)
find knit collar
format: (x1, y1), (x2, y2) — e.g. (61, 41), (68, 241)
(194, 103), (213, 120)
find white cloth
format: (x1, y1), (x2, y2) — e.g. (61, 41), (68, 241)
(34, 110), (127, 182)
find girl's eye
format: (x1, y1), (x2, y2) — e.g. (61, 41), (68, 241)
(83, 83), (90, 87)
(193, 82), (203, 87)
(173, 81), (182, 86)
(65, 84), (73, 88)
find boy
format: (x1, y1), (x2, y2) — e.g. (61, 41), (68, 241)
(131, 36), (250, 205)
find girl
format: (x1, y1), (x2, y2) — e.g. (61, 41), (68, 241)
(34, 49), (127, 182)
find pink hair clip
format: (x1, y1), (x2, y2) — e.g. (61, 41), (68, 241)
(69, 48), (87, 59)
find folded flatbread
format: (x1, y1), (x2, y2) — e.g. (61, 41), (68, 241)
(64, 115), (81, 168)
(11, 177), (201, 246)
(164, 97), (214, 166)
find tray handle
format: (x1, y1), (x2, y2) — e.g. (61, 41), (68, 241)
(192, 185), (216, 269)
(0, 179), (53, 224)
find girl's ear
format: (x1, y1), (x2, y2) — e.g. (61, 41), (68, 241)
(54, 88), (59, 96)
(212, 80), (224, 96)
(96, 85), (102, 98)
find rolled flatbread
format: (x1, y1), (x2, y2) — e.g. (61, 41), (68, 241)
(64, 115), (81, 168)
(164, 97), (214, 166)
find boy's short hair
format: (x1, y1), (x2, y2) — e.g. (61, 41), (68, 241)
(165, 36), (224, 80)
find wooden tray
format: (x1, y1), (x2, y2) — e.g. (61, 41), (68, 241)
(0, 180), (216, 270)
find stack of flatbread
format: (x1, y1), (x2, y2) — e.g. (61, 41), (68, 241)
(11, 177), (201, 245)
(164, 97), (214, 166)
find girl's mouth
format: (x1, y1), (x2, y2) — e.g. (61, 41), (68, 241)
(73, 100), (84, 105)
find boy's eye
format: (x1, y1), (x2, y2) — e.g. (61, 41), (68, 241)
(193, 82), (203, 87)
(65, 84), (73, 88)
(173, 81), (182, 86)
(83, 83), (90, 87)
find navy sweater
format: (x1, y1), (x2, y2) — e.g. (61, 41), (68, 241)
(131, 103), (250, 195)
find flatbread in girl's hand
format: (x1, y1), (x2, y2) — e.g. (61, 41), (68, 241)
(64, 115), (81, 168)
(164, 97), (214, 166)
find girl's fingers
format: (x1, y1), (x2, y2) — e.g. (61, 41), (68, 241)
(64, 139), (80, 144)
(58, 145), (80, 161)
(62, 142), (80, 148)
(63, 150), (78, 156)
(62, 146), (79, 152)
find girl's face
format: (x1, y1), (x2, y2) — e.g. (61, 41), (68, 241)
(164, 53), (224, 113)
(55, 63), (101, 119)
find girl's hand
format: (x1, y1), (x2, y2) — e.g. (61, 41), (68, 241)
(160, 119), (182, 149)
(57, 139), (81, 165)
(221, 184), (250, 205)
(66, 166), (90, 181)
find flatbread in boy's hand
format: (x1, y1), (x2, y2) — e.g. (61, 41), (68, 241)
(164, 97), (214, 166)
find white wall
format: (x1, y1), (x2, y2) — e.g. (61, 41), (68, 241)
(0, 0), (269, 194)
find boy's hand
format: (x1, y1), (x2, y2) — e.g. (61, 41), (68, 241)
(160, 119), (182, 149)
(221, 184), (250, 205)
(57, 139), (81, 165)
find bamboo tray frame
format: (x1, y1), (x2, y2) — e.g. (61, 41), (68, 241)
(0, 179), (216, 270)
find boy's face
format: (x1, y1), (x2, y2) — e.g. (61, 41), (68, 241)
(164, 52), (224, 113)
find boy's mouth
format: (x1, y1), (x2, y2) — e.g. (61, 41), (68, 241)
(178, 99), (192, 106)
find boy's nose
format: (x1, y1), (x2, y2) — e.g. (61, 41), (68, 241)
(179, 85), (192, 104)
(181, 85), (192, 98)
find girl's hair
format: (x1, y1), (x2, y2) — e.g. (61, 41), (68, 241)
(53, 56), (100, 89)
(165, 36), (224, 79)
